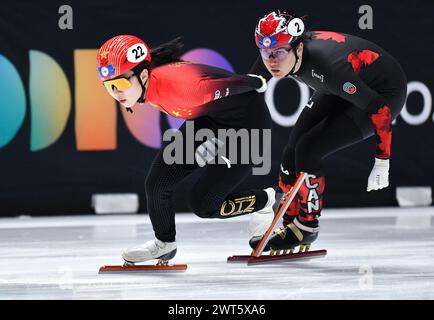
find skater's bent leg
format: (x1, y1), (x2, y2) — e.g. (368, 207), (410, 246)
(145, 117), (216, 242)
(282, 105), (331, 185)
(294, 112), (365, 220)
(295, 113), (364, 175)
(279, 102), (332, 223)
(189, 163), (269, 219)
(145, 150), (196, 242)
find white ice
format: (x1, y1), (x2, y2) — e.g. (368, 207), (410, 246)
(0, 207), (433, 299)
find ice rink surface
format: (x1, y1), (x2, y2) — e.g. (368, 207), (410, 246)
(0, 207), (433, 300)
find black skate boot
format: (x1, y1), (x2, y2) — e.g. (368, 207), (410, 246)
(249, 216), (319, 252)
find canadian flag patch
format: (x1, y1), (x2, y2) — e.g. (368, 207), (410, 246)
(343, 82), (357, 95)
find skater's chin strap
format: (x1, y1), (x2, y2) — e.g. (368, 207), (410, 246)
(127, 74), (149, 113)
(288, 40), (303, 75)
(126, 77), (148, 114)
(126, 62), (151, 114)
(136, 77), (149, 104)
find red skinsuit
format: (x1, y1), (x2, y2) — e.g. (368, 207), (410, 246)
(144, 61), (260, 119)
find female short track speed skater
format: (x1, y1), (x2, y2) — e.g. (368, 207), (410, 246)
(249, 10), (407, 252)
(96, 35), (276, 264)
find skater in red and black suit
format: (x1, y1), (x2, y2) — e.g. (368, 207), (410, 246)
(96, 35), (275, 264)
(249, 10), (407, 252)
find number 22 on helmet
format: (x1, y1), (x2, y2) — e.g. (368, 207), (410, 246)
(96, 35), (151, 101)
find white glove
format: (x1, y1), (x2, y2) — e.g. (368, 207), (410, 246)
(367, 158), (390, 192)
(247, 74), (267, 93)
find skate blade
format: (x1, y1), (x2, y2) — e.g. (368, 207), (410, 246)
(98, 264), (188, 273)
(247, 249), (327, 265)
(227, 248), (306, 262)
(227, 249), (326, 264)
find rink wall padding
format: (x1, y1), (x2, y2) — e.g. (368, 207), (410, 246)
(0, 0), (433, 216)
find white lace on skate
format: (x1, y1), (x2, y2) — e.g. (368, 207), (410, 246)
(122, 239), (177, 264)
(248, 187), (276, 237)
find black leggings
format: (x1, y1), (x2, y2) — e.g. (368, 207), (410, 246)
(282, 88), (406, 183)
(145, 93), (272, 242)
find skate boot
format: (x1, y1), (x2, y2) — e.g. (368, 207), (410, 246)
(122, 239), (177, 266)
(267, 216), (319, 253)
(249, 216), (320, 252)
(248, 182), (299, 248)
(250, 173), (325, 253)
(248, 187), (278, 237)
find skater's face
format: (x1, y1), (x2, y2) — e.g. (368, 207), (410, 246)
(260, 43), (303, 78)
(103, 69), (149, 108)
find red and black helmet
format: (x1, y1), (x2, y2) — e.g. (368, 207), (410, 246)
(255, 10), (305, 49)
(96, 35), (151, 81)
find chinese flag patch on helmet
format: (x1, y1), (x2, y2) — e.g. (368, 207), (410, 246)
(96, 35), (151, 81)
